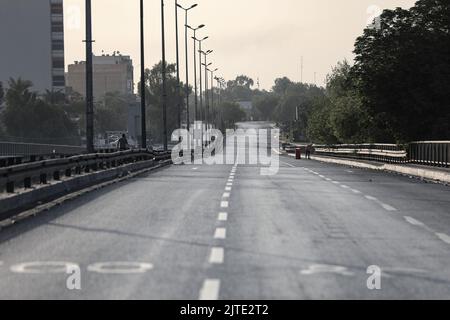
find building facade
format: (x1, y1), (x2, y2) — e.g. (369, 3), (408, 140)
(66, 53), (134, 101)
(0, 0), (65, 93)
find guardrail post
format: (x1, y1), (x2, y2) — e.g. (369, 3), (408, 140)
(40, 173), (47, 185)
(53, 170), (60, 181)
(24, 177), (32, 189)
(6, 181), (14, 193)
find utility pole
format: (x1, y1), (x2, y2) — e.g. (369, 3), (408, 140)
(140, 0), (147, 149)
(161, 0), (168, 151)
(175, 0), (181, 130)
(85, 0), (94, 153)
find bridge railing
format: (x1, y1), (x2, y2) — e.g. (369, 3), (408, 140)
(409, 141), (450, 167)
(313, 143), (408, 164)
(0, 149), (172, 194)
(312, 142), (450, 168)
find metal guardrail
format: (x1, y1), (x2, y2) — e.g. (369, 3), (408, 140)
(0, 149), (172, 194)
(311, 142), (450, 168)
(313, 143), (408, 164)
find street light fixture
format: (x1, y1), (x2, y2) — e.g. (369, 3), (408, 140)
(192, 36), (208, 123)
(207, 67), (219, 130)
(186, 24), (205, 122)
(200, 50), (213, 137)
(176, 2), (198, 132)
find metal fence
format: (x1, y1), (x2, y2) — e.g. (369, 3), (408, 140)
(409, 141), (450, 167)
(312, 142), (450, 168)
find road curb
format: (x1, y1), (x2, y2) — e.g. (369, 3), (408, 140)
(0, 160), (172, 231)
(310, 155), (450, 185)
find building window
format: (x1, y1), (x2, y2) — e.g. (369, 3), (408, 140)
(52, 57), (65, 69)
(52, 40), (64, 51)
(52, 75), (65, 87)
(52, 21), (64, 33)
(51, 4), (63, 15)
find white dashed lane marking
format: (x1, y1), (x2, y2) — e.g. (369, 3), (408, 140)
(381, 203), (398, 212)
(222, 192), (230, 198)
(436, 233), (450, 245)
(218, 212), (228, 221)
(199, 279), (221, 300)
(214, 228), (227, 239)
(221, 201), (229, 208)
(209, 247), (225, 264)
(365, 195), (397, 212)
(404, 216), (426, 227)
(225, 187), (232, 191)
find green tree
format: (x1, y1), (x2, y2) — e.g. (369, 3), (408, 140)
(219, 102), (246, 128)
(141, 61), (187, 144)
(2, 78), (79, 144)
(353, 0), (450, 142)
(252, 93), (278, 121)
(0, 81), (4, 105)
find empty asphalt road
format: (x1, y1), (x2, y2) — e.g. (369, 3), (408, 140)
(0, 123), (450, 299)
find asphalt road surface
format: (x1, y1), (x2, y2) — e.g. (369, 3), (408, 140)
(0, 122), (450, 299)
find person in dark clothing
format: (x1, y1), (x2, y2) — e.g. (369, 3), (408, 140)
(117, 134), (129, 151)
(305, 144), (313, 160)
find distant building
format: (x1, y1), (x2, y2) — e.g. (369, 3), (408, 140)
(0, 0), (65, 93)
(66, 53), (134, 101)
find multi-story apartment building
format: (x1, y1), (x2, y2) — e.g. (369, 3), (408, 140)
(0, 0), (65, 93)
(66, 53), (134, 101)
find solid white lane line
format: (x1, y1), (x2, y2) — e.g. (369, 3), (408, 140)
(436, 233), (450, 245)
(221, 201), (229, 208)
(404, 216), (426, 227)
(222, 192), (230, 198)
(218, 212), (228, 221)
(209, 247), (224, 264)
(214, 228), (227, 239)
(199, 279), (221, 300)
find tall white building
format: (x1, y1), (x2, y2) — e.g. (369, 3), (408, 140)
(0, 0), (65, 93)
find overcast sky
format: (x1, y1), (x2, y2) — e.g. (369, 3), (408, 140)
(64, 0), (416, 91)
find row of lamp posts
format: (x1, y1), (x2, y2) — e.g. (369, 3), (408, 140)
(84, 0), (222, 153)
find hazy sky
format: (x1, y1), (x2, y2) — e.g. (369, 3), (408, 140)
(64, 0), (416, 90)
